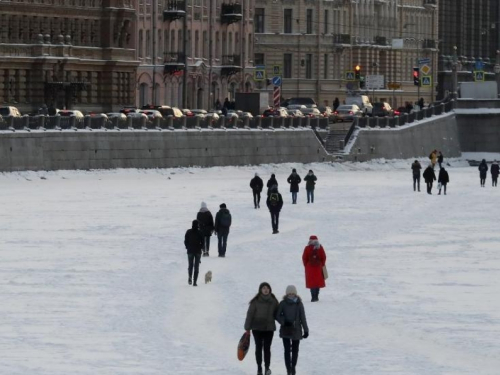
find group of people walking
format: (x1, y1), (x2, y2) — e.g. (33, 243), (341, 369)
(478, 159), (499, 187)
(244, 235), (327, 375)
(250, 169), (318, 234)
(184, 202), (232, 285)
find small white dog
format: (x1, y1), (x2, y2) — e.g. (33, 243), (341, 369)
(205, 270), (212, 284)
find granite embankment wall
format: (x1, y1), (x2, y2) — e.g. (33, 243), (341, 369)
(0, 130), (330, 172)
(455, 110), (500, 153)
(346, 113), (462, 161)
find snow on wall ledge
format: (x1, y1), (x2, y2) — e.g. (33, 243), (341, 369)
(346, 113), (462, 162)
(0, 130), (330, 172)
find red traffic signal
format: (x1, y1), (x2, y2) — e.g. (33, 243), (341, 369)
(355, 65), (361, 80)
(413, 67), (420, 86)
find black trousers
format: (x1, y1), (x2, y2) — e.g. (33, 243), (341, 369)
(426, 181), (433, 194)
(253, 190), (261, 207)
(270, 211), (280, 232)
(252, 330), (274, 370)
(283, 338), (300, 373)
(202, 235), (211, 254)
(438, 183), (447, 194)
(187, 253), (200, 282)
(413, 175), (420, 191)
(217, 231), (229, 256)
(493, 176), (498, 186)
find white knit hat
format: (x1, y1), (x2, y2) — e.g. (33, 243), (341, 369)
(286, 285), (297, 295)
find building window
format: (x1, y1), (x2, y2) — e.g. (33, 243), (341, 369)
(324, 54), (328, 79)
(254, 53), (265, 66)
(284, 53), (292, 78)
(306, 9), (313, 34)
(139, 29), (143, 57)
(146, 30), (151, 57)
(255, 8), (265, 33)
(284, 9), (292, 34)
(324, 10), (329, 34)
(305, 54), (312, 79)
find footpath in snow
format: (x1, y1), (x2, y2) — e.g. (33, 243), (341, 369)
(1, 157), (499, 375)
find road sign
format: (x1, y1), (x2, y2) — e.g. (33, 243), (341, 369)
(254, 69), (266, 81)
(273, 86), (281, 107)
(273, 65), (282, 75)
(418, 58), (431, 65)
(420, 64), (431, 75)
(474, 71), (485, 82)
(272, 76), (282, 87)
(345, 71), (356, 81)
(366, 74), (384, 90)
(421, 76), (432, 86)
(387, 82), (401, 90)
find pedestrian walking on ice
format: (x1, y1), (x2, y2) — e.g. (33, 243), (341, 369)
(277, 285), (309, 375)
(196, 202), (214, 257)
(438, 151), (444, 169)
(479, 159), (488, 187)
(304, 170), (317, 203)
(491, 160), (499, 187)
(302, 235), (326, 302)
(266, 185), (283, 234)
(244, 282), (279, 375)
(438, 167), (449, 195)
(287, 169), (302, 204)
(214, 203), (232, 257)
(250, 173), (264, 209)
(429, 150), (437, 170)
(423, 164), (436, 194)
(184, 220), (203, 286)
(411, 160), (422, 192)
(266, 174), (278, 197)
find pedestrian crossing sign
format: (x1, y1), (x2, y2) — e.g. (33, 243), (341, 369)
(474, 71), (485, 82)
(254, 69), (266, 81)
(421, 76), (432, 86)
(345, 71), (355, 81)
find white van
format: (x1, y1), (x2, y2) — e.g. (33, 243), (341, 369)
(0, 106), (21, 117)
(345, 96), (372, 115)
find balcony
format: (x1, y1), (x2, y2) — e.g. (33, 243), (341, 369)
(164, 52), (185, 74)
(333, 33), (351, 45)
(221, 54), (241, 76)
(423, 0), (437, 8)
(163, 0), (186, 21)
(221, 3), (242, 25)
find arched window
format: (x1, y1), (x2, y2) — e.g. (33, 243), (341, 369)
(139, 83), (149, 107)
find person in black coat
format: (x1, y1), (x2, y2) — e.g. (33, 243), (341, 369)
(438, 167), (450, 195)
(287, 169), (302, 204)
(214, 203), (232, 257)
(304, 170), (317, 203)
(423, 165), (436, 194)
(266, 185), (284, 234)
(266, 174), (278, 196)
(196, 202), (214, 257)
(437, 151), (444, 169)
(184, 220), (204, 286)
(478, 159), (488, 187)
(491, 160), (499, 187)
(411, 160), (422, 192)
(250, 173), (264, 209)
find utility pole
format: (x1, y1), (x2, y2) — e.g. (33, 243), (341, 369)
(152, 0), (157, 105)
(208, 0), (213, 108)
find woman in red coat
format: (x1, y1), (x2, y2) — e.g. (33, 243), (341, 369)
(302, 235), (326, 302)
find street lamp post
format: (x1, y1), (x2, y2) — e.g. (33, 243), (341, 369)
(405, 38), (424, 103)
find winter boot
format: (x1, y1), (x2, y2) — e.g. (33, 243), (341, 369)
(188, 277), (192, 285)
(265, 368), (272, 375)
(193, 272), (198, 286)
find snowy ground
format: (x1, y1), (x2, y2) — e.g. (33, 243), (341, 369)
(1, 158), (500, 375)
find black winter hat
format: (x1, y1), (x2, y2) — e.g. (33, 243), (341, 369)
(220, 203), (227, 208)
(259, 282), (272, 293)
(292, 168), (297, 172)
(192, 220), (198, 228)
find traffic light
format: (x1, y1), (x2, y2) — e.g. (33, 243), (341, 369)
(413, 67), (420, 86)
(355, 65), (361, 80)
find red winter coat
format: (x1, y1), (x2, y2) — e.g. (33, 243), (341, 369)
(302, 244), (326, 289)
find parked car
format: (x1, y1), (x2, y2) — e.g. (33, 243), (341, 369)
(345, 95), (373, 115)
(0, 106), (21, 117)
(126, 112), (148, 119)
(181, 109), (194, 117)
(286, 109), (305, 117)
(206, 111), (220, 121)
(317, 106), (334, 120)
(334, 104), (362, 122)
(226, 110), (241, 119)
(239, 112), (254, 119)
(58, 110), (84, 119)
(287, 104), (307, 110)
(262, 108), (289, 118)
(107, 113), (127, 121)
(119, 107), (138, 115)
(139, 109), (163, 120)
(371, 102), (395, 117)
(191, 109), (208, 118)
(301, 108), (323, 118)
(282, 97), (317, 108)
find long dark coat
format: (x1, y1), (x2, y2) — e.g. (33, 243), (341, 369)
(479, 162), (488, 178)
(304, 174), (317, 190)
(244, 294), (279, 332)
(197, 210), (214, 237)
(423, 167), (436, 183)
(277, 297), (309, 340)
(250, 176), (264, 192)
(287, 173), (302, 193)
(411, 161), (422, 176)
(491, 163), (499, 177)
(184, 225), (204, 255)
(438, 169), (449, 185)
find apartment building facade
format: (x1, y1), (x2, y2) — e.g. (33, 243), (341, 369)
(136, 0), (255, 109)
(254, 0), (438, 107)
(0, 0), (138, 113)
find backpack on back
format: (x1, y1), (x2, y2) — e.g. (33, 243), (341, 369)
(269, 193), (279, 207)
(220, 211), (231, 227)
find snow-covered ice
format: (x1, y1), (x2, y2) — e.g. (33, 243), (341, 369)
(1, 158), (499, 375)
